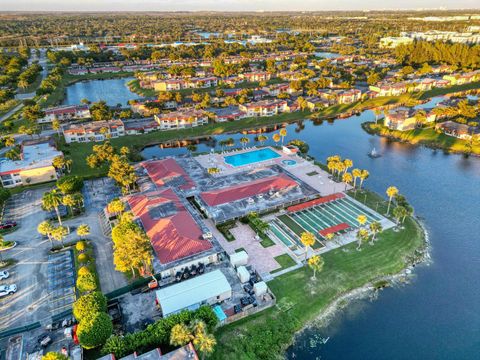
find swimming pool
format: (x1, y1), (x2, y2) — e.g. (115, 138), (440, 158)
(224, 148), (281, 167)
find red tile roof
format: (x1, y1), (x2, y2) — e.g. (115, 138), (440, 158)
(200, 174), (298, 207)
(127, 189), (212, 264)
(141, 158), (194, 190)
(318, 223), (350, 237)
(287, 193), (345, 212)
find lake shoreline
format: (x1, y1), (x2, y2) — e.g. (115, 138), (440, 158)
(362, 121), (480, 157)
(286, 217), (431, 356)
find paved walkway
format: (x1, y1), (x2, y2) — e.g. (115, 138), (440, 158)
(204, 220), (287, 277)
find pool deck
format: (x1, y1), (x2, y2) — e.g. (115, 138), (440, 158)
(195, 146), (293, 176)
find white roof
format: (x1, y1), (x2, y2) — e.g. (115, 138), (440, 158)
(229, 250), (248, 264)
(155, 270), (231, 316)
(0, 142), (62, 174)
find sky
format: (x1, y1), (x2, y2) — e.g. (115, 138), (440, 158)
(1, 0), (479, 12)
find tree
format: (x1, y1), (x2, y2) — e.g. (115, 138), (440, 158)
(112, 214), (153, 277)
(52, 119), (61, 135)
(357, 214), (367, 227)
(192, 321), (216, 360)
(62, 194), (76, 215)
(42, 190), (63, 225)
(359, 170), (369, 189)
(22, 104), (45, 122)
(343, 159), (353, 173)
(207, 167), (220, 175)
(356, 228), (370, 250)
(393, 205), (408, 226)
(257, 134), (268, 145)
(300, 231), (315, 263)
(42, 353), (68, 360)
(307, 255), (324, 280)
(52, 156), (66, 172)
(342, 172), (352, 190)
(37, 220), (54, 246)
(51, 226), (68, 246)
(108, 155), (137, 194)
(386, 186), (399, 215)
(351, 168), (361, 189)
(73, 292), (107, 321)
(279, 128), (287, 145)
(77, 224), (90, 239)
(3, 136), (15, 147)
(77, 272), (98, 293)
(369, 221), (383, 243)
(239, 136), (249, 149)
(272, 133), (281, 144)
(90, 101), (112, 121)
(170, 323), (193, 347)
(77, 312), (113, 349)
(107, 198), (125, 216)
(56, 175), (83, 194)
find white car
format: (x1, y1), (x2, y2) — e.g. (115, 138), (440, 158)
(0, 284), (17, 297)
(0, 270), (9, 280)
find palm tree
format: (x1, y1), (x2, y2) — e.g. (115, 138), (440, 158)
(64, 157), (73, 173)
(62, 194), (76, 216)
(240, 137), (249, 149)
(343, 159), (353, 174)
(356, 228), (370, 250)
(342, 172), (353, 190)
(307, 255), (324, 280)
(369, 221), (383, 243)
(42, 190), (63, 225)
(300, 231), (315, 263)
(359, 170), (370, 189)
(272, 133), (281, 144)
(37, 220), (54, 247)
(373, 108), (382, 124)
(279, 128), (287, 145)
(194, 332), (216, 360)
(386, 186), (399, 215)
(393, 206), (408, 226)
(207, 167), (220, 175)
(77, 224), (90, 239)
(257, 134), (268, 146)
(170, 323), (193, 347)
(357, 214), (367, 228)
(352, 168), (361, 189)
(51, 226), (68, 247)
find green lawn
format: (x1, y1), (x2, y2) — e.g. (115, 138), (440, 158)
(212, 214), (425, 359)
(260, 236), (275, 248)
(127, 79), (158, 97)
(271, 254), (297, 273)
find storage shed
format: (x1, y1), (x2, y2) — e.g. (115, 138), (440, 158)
(229, 250), (248, 267)
(156, 270), (232, 317)
(236, 266), (250, 283)
(254, 281), (268, 296)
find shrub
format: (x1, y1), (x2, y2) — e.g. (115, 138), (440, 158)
(73, 291), (107, 321)
(77, 312), (113, 349)
(76, 241), (87, 252)
(77, 272), (97, 292)
(78, 253), (89, 263)
(41, 352), (68, 360)
(77, 266), (91, 277)
(101, 306), (218, 357)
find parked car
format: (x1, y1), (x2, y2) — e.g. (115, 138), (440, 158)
(0, 221), (17, 230)
(0, 284), (17, 297)
(0, 270), (9, 280)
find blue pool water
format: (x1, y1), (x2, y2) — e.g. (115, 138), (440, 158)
(224, 148), (281, 167)
(282, 159), (297, 166)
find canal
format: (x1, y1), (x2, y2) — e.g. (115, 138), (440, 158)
(141, 97), (480, 360)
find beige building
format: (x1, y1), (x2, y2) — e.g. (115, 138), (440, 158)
(0, 138), (63, 188)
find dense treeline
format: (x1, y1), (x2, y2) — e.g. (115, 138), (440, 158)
(0, 12), (478, 47)
(394, 41), (480, 69)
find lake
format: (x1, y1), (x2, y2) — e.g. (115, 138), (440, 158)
(62, 77), (138, 107)
(141, 97), (480, 360)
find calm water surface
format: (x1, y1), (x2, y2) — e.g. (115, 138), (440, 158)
(63, 77), (137, 107)
(141, 97), (480, 360)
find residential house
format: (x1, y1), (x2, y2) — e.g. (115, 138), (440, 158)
(384, 109), (417, 131)
(208, 106), (247, 122)
(154, 109), (208, 130)
(304, 96), (330, 111)
(239, 72), (271, 82)
(238, 100), (288, 117)
(435, 121), (479, 140)
(124, 119), (160, 135)
(337, 89), (362, 104)
(62, 119), (125, 143)
(40, 105), (90, 123)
